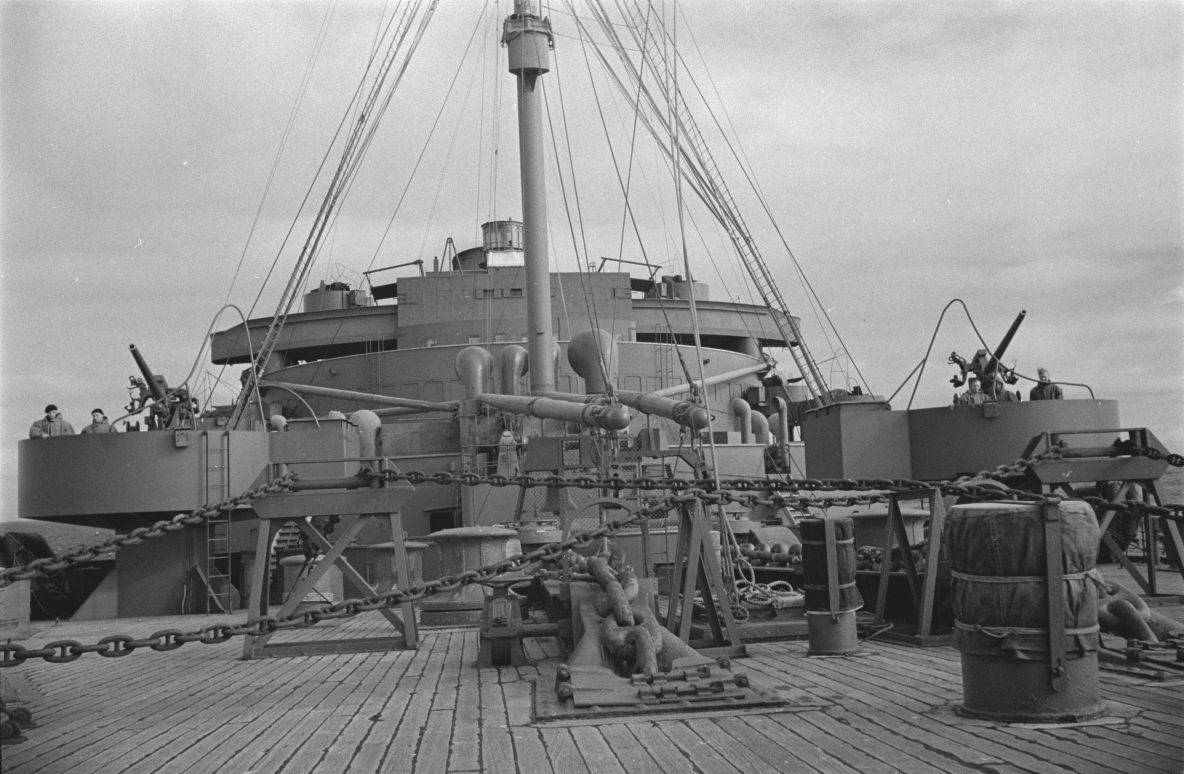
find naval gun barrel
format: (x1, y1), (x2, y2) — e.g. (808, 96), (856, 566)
(129, 344), (167, 401)
(992, 310), (1026, 363)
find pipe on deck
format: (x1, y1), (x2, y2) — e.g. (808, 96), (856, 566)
(259, 381), (457, 413)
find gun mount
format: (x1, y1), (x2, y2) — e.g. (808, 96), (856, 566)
(126, 344), (196, 430)
(948, 310), (1026, 392)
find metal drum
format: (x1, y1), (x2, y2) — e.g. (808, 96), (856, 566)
(945, 501), (1103, 721)
(800, 517), (862, 655)
(481, 220), (523, 251)
(482, 220), (524, 267)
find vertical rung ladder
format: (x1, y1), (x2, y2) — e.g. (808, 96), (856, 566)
(204, 431), (233, 613)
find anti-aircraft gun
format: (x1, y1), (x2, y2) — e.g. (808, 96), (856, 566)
(126, 344), (197, 430)
(948, 310), (1026, 399)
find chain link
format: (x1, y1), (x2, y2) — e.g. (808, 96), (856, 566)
(1128, 445), (1184, 468)
(0, 473), (298, 587)
(7, 439), (1184, 667)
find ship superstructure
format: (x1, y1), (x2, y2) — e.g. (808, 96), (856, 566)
(13, 0), (1173, 624)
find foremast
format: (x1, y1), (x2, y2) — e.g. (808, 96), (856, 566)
(504, 0), (556, 396)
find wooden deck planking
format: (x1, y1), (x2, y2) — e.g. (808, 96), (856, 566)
(739, 710), (916, 774)
(697, 714), (807, 774)
(20, 655), (201, 759)
(567, 726), (629, 774)
(767, 641), (1183, 774)
(3, 583), (1183, 774)
(113, 681), (297, 774)
(279, 711), (357, 772)
(624, 721), (703, 772)
(501, 673), (554, 774)
(782, 650), (1102, 774)
(208, 653), (369, 772)
(447, 630), (483, 772)
(478, 659), (519, 774)
(735, 710), (864, 773)
(126, 715), (252, 774)
(419, 631), (475, 771)
(809, 655), (1129, 774)
(244, 707), (341, 772)
(358, 629), (453, 771)
(414, 708), (458, 773)
(743, 649), (1088, 774)
(790, 709), (949, 774)
(1093, 706), (1184, 754)
(596, 722), (672, 774)
(7, 648), (270, 774)
(652, 720), (745, 774)
(298, 644), (420, 772)
(1041, 724), (1184, 772)
(537, 726), (592, 774)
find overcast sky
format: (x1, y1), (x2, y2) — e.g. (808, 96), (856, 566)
(1, 0), (1181, 521)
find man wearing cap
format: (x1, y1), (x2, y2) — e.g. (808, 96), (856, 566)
(29, 404), (76, 438)
(1029, 367), (1063, 400)
(81, 408), (117, 433)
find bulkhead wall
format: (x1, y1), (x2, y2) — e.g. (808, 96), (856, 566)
(18, 430), (271, 524)
(907, 399), (1121, 480)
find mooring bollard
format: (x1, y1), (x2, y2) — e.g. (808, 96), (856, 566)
(800, 517), (862, 655)
(419, 526), (521, 626)
(945, 500), (1104, 722)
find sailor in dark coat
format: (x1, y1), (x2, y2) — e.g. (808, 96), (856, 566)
(1029, 368), (1063, 400)
(28, 404), (75, 438)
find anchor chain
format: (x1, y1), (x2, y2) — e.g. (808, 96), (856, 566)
(0, 499), (661, 667)
(9, 439), (1183, 667)
(1126, 444), (1184, 468)
(0, 444), (1061, 587)
(0, 472), (299, 587)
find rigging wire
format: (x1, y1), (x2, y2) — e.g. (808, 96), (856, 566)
(194, 1), (339, 411)
(572, 0), (697, 387)
(544, 29), (614, 391)
(292, 2), (492, 391)
(586, 0), (832, 400)
(673, 8), (870, 394)
(231, 1), (439, 426)
(666, 1), (743, 611)
(223, 0), (337, 313)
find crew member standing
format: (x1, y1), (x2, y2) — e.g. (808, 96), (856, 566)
(956, 378), (986, 406)
(81, 408), (117, 433)
(496, 430), (522, 476)
(29, 404), (75, 438)
(1029, 367), (1063, 400)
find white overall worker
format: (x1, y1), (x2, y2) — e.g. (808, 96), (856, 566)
(496, 430), (522, 476)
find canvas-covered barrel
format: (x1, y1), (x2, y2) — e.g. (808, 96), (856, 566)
(945, 500), (1103, 721)
(800, 517), (862, 654)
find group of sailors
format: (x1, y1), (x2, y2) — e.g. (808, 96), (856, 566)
(954, 367), (1064, 407)
(28, 405), (115, 438)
